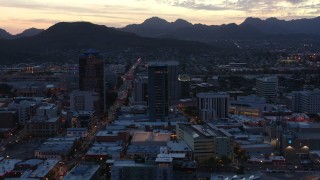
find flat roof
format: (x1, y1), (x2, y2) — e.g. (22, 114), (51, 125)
(296, 132), (320, 140)
(240, 143), (272, 149)
(112, 160), (155, 167)
(0, 159), (22, 176)
(29, 159), (59, 178)
(86, 143), (122, 156)
(167, 141), (191, 152)
(38, 103), (56, 110)
(131, 132), (171, 143)
(36, 141), (74, 153)
(96, 130), (126, 137)
(148, 61), (179, 66)
(63, 164), (100, 180)
(157, 153), (185, 159)
(127, 145), (161, 154)
(155, 157), (173, 163)
(67, 128), (88, 131)
(16, 159), (43, 166)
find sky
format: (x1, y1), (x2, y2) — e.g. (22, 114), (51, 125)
(1, 0), (320, 34)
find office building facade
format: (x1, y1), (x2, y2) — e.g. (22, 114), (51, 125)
(292, 89), (320, 113)
(148, 61), (179, 121)
(197, 92), (229, 121)
(79, 49), (105, 114)
(256, 76), (278, 103)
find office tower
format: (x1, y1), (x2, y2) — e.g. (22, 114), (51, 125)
(197, 92), (229, 121)
(292, 89), (320, 113)
(148, 61), (179, 121)
(178, 74), (191, 99)
(79, 49), (105, 114)
(256, 76), (278, 103)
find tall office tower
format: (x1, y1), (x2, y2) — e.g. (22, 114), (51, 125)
(148, 61), (179, 121)
(178, 74), (191, 99)
(292, 89), (320, 113)
(256, 76), (278, 103)
(79, 49), (105, 114)
(197, 92), (229, 121)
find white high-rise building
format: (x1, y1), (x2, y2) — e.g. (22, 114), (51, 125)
(292, 89), (320, 113)
(70, 90), (100, 112)
(256, 76), (278, 103)
(197, 92), (229, 121)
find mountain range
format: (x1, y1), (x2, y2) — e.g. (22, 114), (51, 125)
(2, 16), (320, 42)
(0, 22), (215, 64)
(0, 28), (44, 39)
(0, 16), (320, 63)
(120, 17), (320, 42)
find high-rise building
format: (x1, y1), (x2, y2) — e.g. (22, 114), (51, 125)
(148, 61), (179, 121)
(79, 49), (105, 114)
(197, 92), (229, 121)
(292, 89), (320, 113)
(178, 74), (191, 99)
(256, 76), (278, 103)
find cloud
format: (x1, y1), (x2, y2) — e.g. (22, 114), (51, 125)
(285, 0), (307, 4)
(172, 0), (227, 10)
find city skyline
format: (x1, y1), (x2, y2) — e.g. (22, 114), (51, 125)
(1, 0), (320, 34)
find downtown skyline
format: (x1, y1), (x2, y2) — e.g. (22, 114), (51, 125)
(1, 0), (320, 34)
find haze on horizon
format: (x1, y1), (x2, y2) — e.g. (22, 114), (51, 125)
(1, 0), (320, 34)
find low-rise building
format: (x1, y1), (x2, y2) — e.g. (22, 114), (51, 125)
(63, 164), (100, 180)
(34, 137), (78, 160)
(176, 123), (233, 160)
(26, 116), (61, 137)
(131, 132), (171, 146)
(110, 159), (172, 180)
(86, 142), (123, 160)
(66, 128), (88, 138)
(96, 130), (129, 144)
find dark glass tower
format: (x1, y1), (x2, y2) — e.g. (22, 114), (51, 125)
(148, 61), (179, 121)
(79, 49), (105, 114)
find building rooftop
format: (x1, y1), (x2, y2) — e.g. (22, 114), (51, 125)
(96, 130), (126, 137)
(256, 76), (278, 82)
(0, 159), (22, 176)
(131, 132), (171, 144)
(86, 143), (122, 156)
(36, 141), (74, 154)
(196, 92), (229, 98)
(148, 61), (179, 67)
(155, 157), (173, 163)
(63, 164), (100, 180)
(29, 159), (59, 178)
(112, 160), (155, 167)
(16, 159), (44, 167)
(38, 103), (56, 110)
(157, 153), (185, 159)
(179, 123), (231, 139)
(127, 145), (161, 154)
(167, 141), (191, 152)
(29, 116), (60, 123)
(296, 132), (320, 140)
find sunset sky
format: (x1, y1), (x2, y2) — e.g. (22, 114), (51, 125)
(1, 0), (320, 34)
